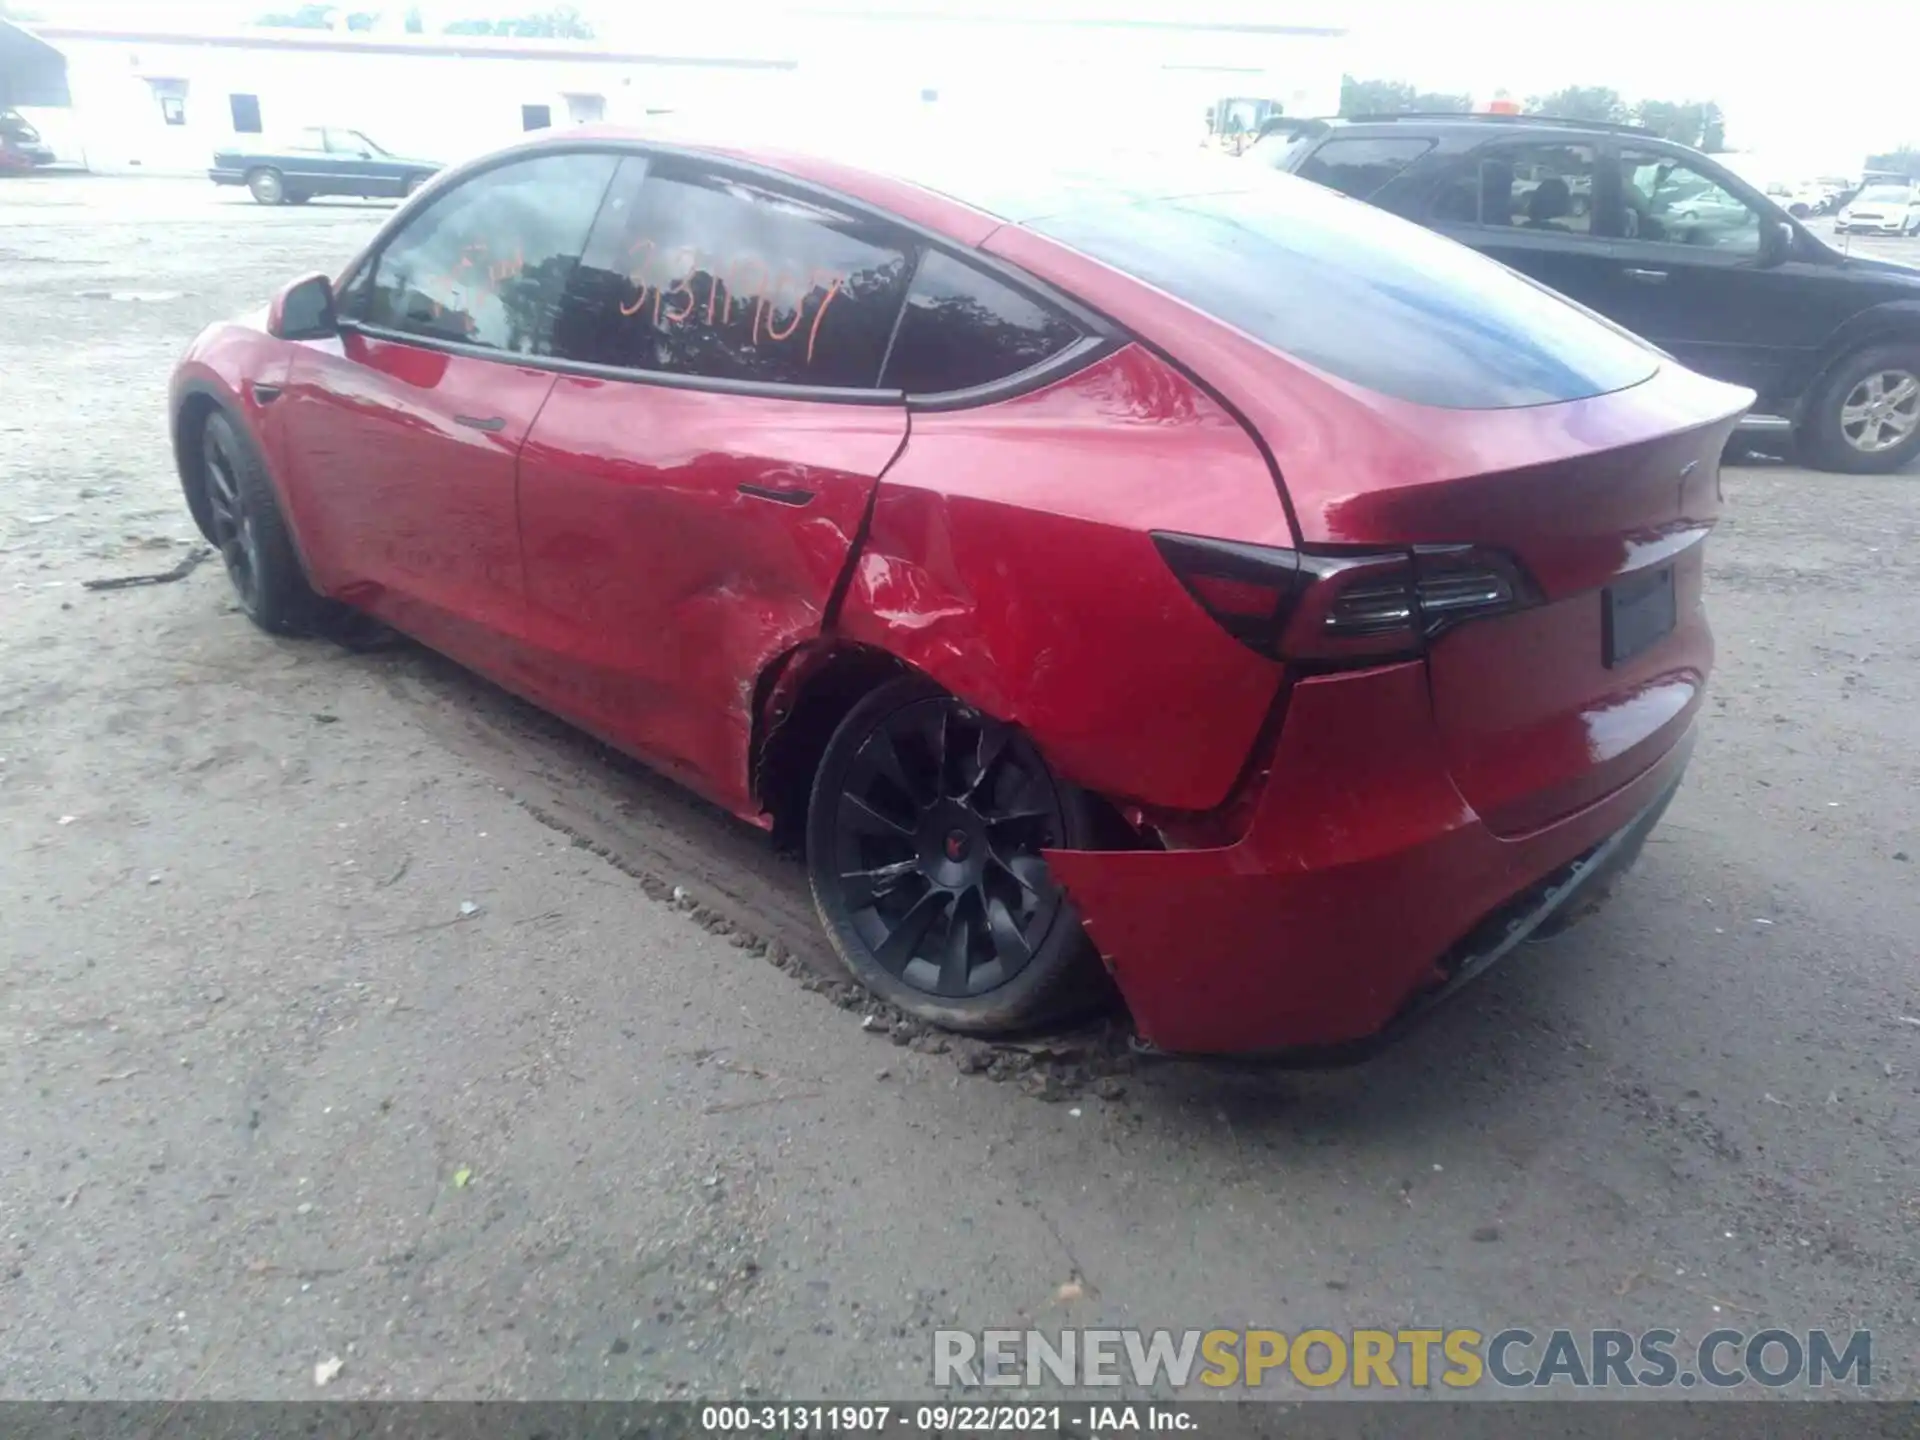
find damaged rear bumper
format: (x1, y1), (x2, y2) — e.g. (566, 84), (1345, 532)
(1044, 662), (1698, 1058)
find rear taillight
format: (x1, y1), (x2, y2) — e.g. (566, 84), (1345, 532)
(1153, 532), (1538, 666)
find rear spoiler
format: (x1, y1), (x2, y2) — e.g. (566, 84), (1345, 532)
(1255, 117), (1330, 142)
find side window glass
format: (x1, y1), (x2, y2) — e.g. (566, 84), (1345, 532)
(1431, 143), (1596, 235)
(363, 152), (619, 355)
(1296, 137), (1435, 200)
(1616, 150), (1760, 253)
(881, 251), (1080, 395)
(554, 157), (910, 389)
(292, 128), (326, 153)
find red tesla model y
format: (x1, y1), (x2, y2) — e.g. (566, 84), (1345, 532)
(169, 131), (1751, 1057)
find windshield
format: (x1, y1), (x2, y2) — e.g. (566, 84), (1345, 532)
(1856, 185), (1913, 204)
(1029, 173), (1660, 410)
(350, 131), (389, 156)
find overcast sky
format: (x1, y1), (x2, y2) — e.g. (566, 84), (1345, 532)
(26, 0), (1919, 167)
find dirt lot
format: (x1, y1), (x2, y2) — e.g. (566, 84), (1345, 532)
(3, 176), (1919, 1401)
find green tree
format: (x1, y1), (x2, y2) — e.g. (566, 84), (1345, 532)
(256, 3), (337, 26)
(1633, 99), (1727, 151)
(1338, 75), (1471, 117)
(444, 5), (595, 37)
(510, 5), (594, 39)
(1526, 86), (1629, 124)
(1866, 146), (1920, 179)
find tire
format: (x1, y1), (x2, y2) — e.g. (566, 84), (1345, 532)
(404, 173), (430, 198)
(247, 167), (285, 205)
(806, 676), (1102, 1035)
(1798, 343), (1920, 474)
(199, 410), (321, 632)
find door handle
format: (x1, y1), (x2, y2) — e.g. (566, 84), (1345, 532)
(453, 414), (506, 432)
(1622, 267), (1670, 284)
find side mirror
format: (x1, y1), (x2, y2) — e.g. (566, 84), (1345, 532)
(1759, 219), (1794, 267)
(269, 272), (338, 340)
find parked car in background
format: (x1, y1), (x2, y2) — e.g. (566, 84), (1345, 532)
(1252, 113), (1920, 472)
(1763, 180), (1834, 218)
(0, 108), (55, 171)
(170, 131), (1750, 1055)
(1836, 181), (1920, 236)
(210, 127), (443, 205)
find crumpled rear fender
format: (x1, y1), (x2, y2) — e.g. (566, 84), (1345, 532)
(832, 346), (1289, 814)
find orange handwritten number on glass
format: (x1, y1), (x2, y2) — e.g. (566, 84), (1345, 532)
(806, 278), (844, 367)
(619, 236), (655, 319)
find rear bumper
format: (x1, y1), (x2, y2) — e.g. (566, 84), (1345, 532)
(1045, 662), (1699, 1057)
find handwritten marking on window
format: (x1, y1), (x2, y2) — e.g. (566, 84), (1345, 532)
(617, 239), (849, 367)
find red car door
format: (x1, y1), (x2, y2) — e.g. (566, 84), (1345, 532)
(275, 150), (621, 661)
(512, 156), (914, 815)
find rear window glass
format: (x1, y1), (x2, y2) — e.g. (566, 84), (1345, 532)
(881, 251), (1081, 394)
(1295, 136), (1434, 199)
(1030, 174), (1661, 410)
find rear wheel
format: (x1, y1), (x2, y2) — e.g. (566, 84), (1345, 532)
(200, 411), (320, 632)
(247, 167), (285, 205)
(1800, 344), (1920, 473)
(806, 677), (1099, 1034)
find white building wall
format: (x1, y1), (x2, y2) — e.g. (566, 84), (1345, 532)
(17, 16), (1343, 176)
(28, 34), (797, 175)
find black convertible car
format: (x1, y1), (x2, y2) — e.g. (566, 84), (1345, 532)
(210, 127), (442, 205)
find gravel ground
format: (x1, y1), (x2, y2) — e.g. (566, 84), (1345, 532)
(2, 175), (1918, 1402)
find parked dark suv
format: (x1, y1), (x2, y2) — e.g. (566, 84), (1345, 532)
(1252, 114), (1920, 473)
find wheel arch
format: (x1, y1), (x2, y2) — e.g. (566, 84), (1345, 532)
(170, 378), (320, 579)
(170, 383), (233, 543)
(1790, 300), (1920, 424)
(750, 635), (1147, 856)
(751, 639), (910, 848)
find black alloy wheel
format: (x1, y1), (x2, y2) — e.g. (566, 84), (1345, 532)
(197, 411), (320, 633)
(204, 422), (262, 613)
(808, 678), (1098, 1032)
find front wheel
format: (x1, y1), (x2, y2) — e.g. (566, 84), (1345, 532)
(806, 677), (1101, 1034)
(247, 167), (285, 205)
(1799, 344), (1920, 474)
(200, 411), (321, 631)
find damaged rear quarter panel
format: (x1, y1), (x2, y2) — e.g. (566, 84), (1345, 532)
(835, 345), (1289, 813)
